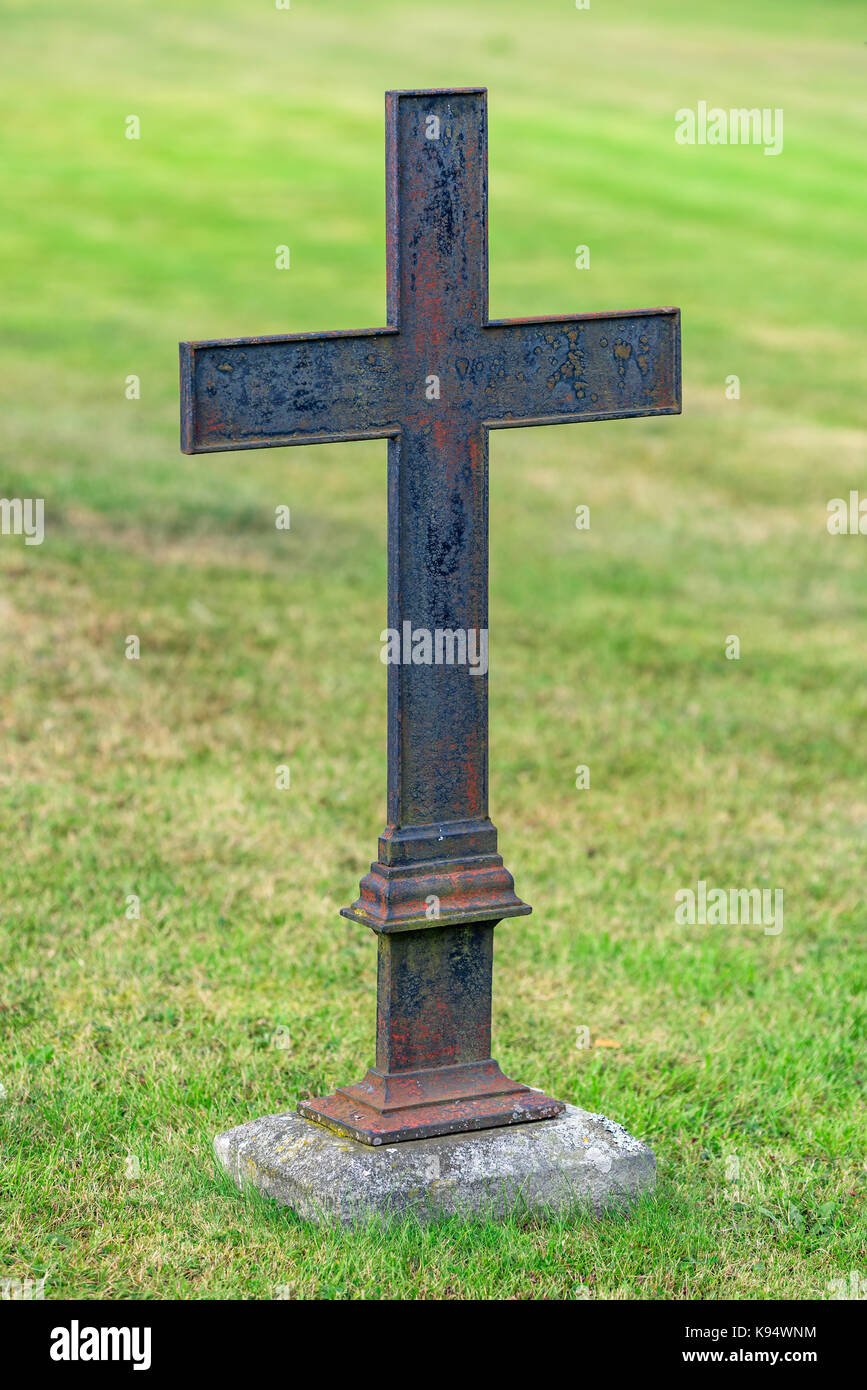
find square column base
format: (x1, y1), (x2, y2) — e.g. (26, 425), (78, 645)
(214, 1103), (656, 1225)
(298, 1060), (563, 1143)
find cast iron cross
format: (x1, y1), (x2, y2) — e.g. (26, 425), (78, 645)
(180, 88), (680, 1144)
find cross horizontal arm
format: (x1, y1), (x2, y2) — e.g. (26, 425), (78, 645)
(180, 327), (400, 453)
(478, 307), (680, 427)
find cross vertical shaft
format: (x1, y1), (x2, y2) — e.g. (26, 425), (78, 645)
(384, 92), (489, 847)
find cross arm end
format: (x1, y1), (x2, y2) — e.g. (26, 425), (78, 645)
(178, 327), (400, 455)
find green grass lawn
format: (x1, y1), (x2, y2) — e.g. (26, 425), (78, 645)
(1, 0), (865, 1299)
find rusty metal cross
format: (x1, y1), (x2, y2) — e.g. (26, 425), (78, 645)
(180, 87), (680, 1144)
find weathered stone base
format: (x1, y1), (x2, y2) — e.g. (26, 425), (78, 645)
(213, 1103), (655, 1225)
